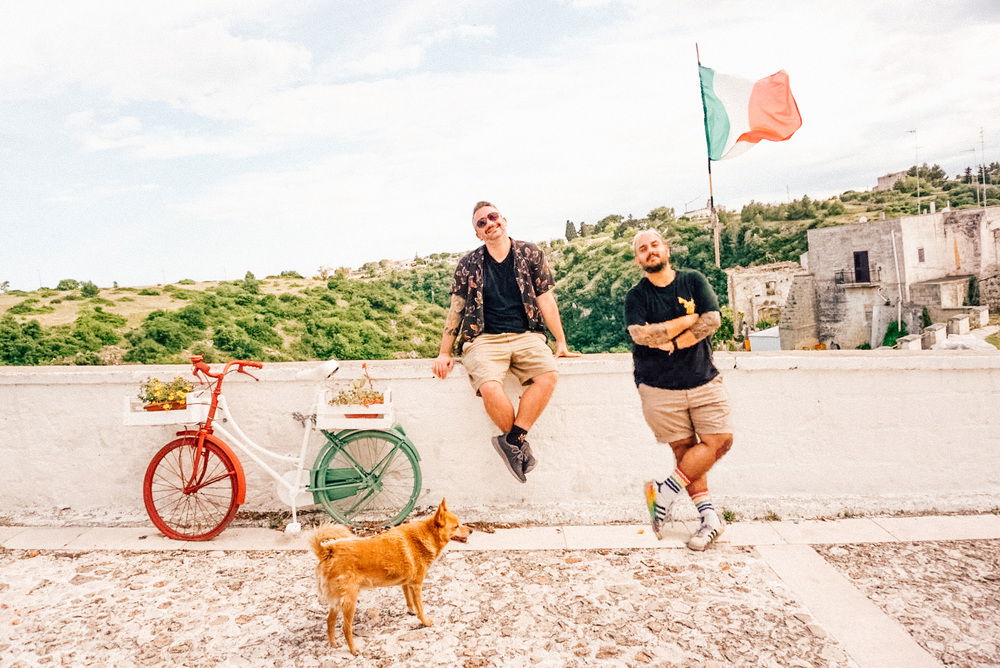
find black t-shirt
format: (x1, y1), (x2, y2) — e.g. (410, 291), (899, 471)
(483, 247), (530, 334)
(625, 270), (720, 390)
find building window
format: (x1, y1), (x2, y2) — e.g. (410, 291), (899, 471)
(765, 280), (776, 296)
(917, 247), (925, 263)
(853, 250), (870, 283)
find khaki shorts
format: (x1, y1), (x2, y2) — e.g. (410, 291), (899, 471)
(637, 375), (733, 443)
(461, 332), (558, 394)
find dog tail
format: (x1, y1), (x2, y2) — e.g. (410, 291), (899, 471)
(309, 523), (354, 560)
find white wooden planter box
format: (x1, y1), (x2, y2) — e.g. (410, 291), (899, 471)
(122, 391), (212, 426)
(316, 388), (394, 430)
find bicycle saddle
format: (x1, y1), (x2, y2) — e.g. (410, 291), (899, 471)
(295, 358), (340, 381)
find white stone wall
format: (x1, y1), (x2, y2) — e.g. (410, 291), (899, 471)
(2, 353), (999, 525)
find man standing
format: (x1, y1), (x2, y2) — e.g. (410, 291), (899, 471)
(625, 229), (733, 550)
(433, 201), (579, 482)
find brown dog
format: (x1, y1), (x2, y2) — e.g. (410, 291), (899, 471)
(309, 499), (472, 654)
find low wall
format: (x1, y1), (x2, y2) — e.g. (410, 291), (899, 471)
(2, 352), (999, 526)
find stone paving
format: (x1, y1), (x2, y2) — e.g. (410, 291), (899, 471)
(816, 540), (1000, 666)
(0, 519), (997, 666)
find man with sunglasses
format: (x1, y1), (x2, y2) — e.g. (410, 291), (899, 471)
(432, 201), (579, 482)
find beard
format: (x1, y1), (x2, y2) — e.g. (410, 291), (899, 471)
(642, 261), (666, 273)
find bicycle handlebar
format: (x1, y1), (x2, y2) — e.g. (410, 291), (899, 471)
(190, 356), (264, 383)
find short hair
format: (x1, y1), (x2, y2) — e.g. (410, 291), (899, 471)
(632, 228), (666, 253)
(473, 201), (494, 215)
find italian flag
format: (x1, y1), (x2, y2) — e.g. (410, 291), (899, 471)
(698, 65), (802, 160)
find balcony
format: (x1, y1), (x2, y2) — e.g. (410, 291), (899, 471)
(834, 266), (882, 285)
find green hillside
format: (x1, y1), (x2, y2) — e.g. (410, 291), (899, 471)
(2, 162), (997, 365)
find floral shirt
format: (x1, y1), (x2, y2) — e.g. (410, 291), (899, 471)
(450, 239), (555, 348)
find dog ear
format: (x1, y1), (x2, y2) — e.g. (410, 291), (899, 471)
(434, 498), (447, 525)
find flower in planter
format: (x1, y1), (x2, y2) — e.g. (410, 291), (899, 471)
(328, 378), (384, 407)
(328, 363), (384, 416)
(138, 375), (194, 410)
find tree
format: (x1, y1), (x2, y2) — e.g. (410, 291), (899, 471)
(242, 271), (260, 294)
(80, 281), (99, 298)
(0, 280), (8, 293)
(565, 220), (578, 241)
(56, 279), (79, 291)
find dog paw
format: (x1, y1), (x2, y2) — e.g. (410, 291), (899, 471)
(420, 618), (434, 627)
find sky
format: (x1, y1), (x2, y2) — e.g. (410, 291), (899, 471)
(2, 0), (998, 290)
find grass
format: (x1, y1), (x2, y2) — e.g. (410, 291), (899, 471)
(721, 509), (738, 524)
(763, 510), (781, 522)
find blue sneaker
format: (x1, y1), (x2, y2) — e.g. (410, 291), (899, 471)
(491, 435), (526, 483)
(643, 480), (676, 540)
(521, 441), (537, 474)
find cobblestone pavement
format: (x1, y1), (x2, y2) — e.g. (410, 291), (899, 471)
(816, 540), (1000, 667)
(1, 545), (853, 667)
(0, 540), (995, 667)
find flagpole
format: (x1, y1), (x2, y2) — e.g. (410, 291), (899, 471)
(696, 43), (721, 267)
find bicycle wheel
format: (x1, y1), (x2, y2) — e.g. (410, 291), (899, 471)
(312, 430), (421, 528)
(143, 436), (240, 541)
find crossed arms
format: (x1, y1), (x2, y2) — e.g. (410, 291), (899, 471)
(627, 311), (722, 353)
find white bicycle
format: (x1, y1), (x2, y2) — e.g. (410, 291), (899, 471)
(129, 356), (422, 541)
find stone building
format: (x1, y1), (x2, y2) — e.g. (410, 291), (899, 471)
(724, 262), (802, 336)
(793, 206), (1000, 348)
(874, 170), (908, 191)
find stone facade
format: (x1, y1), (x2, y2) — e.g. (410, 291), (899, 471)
(804, 206), (999, 348)
(778, 272), (819, 349)
(725, 262), (801, 335)
(875, 170), (907, 191)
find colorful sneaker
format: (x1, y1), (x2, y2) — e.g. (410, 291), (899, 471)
(643, 480), (676, 540)
(521, 441), (537, 474)
(686, 513), (726, 551)
(491, 435), (526, 483)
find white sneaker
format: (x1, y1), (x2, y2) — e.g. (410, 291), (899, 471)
(686, 514), (725, 551)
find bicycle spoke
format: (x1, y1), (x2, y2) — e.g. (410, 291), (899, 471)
(316, 432), (420, 526)
(144, 438), (239, 539)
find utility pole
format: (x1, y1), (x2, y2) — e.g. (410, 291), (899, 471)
(907, 129), (920, 214)
(980, 127), (987, 208)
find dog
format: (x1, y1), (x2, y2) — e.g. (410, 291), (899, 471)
(309, 498), (472, 654)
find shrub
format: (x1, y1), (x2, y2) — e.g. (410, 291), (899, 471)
(137, 289), (160, 296)
(279, 270), (304, 278)
(8, 299), (54, 315)
(212, 326), (263, 359)
(178, 278), (195, 284)
(56, 279), (80, 291)
(882, 320), (908, 347)
(80, 281), (99, 298)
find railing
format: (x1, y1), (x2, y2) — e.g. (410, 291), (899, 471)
(834, 267), (881, 285)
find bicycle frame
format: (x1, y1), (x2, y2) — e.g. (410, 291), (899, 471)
(183, 357), (330, 530)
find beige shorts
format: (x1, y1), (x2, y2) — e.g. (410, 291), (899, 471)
(461, 332), (558, 394)
(638, 375), (733, 443)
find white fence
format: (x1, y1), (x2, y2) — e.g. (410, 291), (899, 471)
(1, 351), (998, 525)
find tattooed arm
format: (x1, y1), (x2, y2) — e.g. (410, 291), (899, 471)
(433, 294), (466, 379)
(672, 311), (722, 350)
(627, 313), (699, 347)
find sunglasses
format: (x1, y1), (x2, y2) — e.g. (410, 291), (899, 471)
(476, 211), (501, 228)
